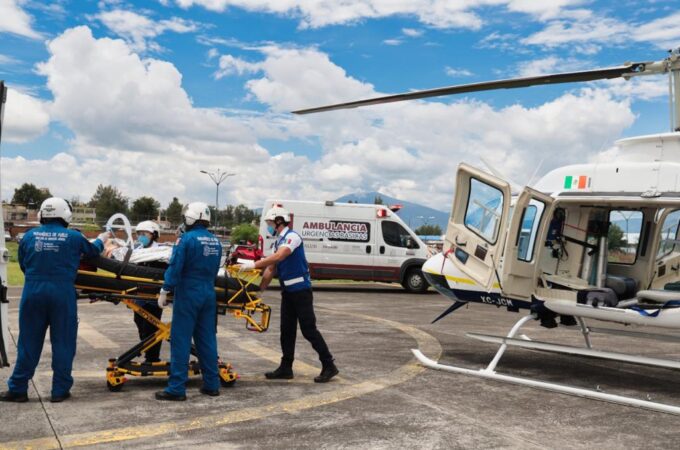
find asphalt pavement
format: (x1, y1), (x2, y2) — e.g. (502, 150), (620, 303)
(1, 284), (680, 449)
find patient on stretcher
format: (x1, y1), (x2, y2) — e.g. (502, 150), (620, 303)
(103, 238), (173, 264)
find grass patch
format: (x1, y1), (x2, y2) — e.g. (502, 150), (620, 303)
(6, 241), (24, 286)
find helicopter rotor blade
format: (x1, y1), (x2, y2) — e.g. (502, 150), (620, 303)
(292, 63), (647, 115)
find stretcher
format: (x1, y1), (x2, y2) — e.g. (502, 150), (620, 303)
(76, 258), (269, 391)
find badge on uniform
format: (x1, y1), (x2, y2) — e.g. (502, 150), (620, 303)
(287, 239), (292, 244)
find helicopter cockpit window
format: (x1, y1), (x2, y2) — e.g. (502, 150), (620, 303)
(464, 178), (504, 244)
(657, 209), (680, 259)
(517, 199), (546, 262)
(608, 210), (642, 264)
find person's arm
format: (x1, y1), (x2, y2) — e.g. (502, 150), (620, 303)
(259, 264), (277, 290)
(18, 238), (26, 273)
(162, 237), (187, 291)
(79, 233), (105, 259)
(254, 246), (292, 270)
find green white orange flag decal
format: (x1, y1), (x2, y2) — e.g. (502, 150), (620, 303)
(564, 175), (589, 190)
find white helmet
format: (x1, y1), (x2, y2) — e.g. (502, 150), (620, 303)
(264, 206), (290, 223)
(38, 197), (72, 224)
(183, 202), (211, 226)
(136, 220), (160, 236)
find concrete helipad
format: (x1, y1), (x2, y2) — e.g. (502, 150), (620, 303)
(1, 284), (680, 449)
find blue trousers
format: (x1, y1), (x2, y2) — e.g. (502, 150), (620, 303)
(166, 285), (219, 396)
(8, 280), (78, 397)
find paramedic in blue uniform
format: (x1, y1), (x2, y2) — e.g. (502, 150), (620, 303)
(240, 206), (338, 383)
(155, 202), (222, 401)
(0, 197), (109, 403)
(132, 220), (165, 363)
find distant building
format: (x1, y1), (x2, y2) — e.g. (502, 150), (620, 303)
(2, 203), (38, 224)
(71, 205), (96, 225)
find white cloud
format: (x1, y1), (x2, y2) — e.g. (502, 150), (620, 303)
(514, 56), (592, 77)
(2, 87), (50, 142)
(383, 39), (402, 46)
(214, 54), (262, 78)
(523, 10), (680, 52)
(445, 66), (473, 77)
(95, 9), (199, 52)
(223, 44), (636, 208)
(631, 12), (680, 49)
(505, 0), (587, 20)
(0, 54), (20, 65)
(595, 77), (669, 102)
(522, 14), (628, 49)
(172, 0), (585, 30)
(5, 28), (642, 213)
(0, 0), (42, 39)
(242, 46), (375, 113)
(402, 28), (423, 37)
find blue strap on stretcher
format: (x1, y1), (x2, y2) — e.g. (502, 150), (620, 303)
(630, 300), (680, 317)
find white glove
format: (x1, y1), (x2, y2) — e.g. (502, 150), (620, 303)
(239, 260), (256, 272)
(97, 231), (112, 242)
(158, 288), (169, 308)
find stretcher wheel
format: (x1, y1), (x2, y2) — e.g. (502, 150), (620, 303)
(107, 380), (124, 392)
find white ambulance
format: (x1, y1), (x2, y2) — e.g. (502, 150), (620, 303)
(259, 200), (431, 292)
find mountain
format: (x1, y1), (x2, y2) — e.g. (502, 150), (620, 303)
(335, 191), (448, 233)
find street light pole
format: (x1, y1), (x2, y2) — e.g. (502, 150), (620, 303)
(200, 169), (235, 229)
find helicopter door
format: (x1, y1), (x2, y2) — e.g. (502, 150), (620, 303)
(501, 187), (554, 300)
(445, 163), (511, 289)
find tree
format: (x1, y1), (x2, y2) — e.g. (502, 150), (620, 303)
(69, 196), (85, 207)
(231, 223), (259, 244)
(130, 196), (160, 223)
(89, 184), (128, 223)
(220, 205), (235, 227)
(415, 224), (443, 236)
(233, 204), (256, 225)
(12, 183), (51, 207)
(166, 197), (183, 226)
(373, 194), (384, 205)
(608, 223), (626, 251)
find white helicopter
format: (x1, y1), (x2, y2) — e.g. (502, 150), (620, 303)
(293, 49), (680, 414)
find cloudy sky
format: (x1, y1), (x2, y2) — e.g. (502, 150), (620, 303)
(0, 0), (678, 212)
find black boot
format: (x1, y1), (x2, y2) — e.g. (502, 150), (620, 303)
(200, 387), (220, 397)
(0, 390), (28, 403)
(155, 390), (186, 401)
(265, 365), (294, 380)
(50, 392), (71, 403)
(314, 361), (339, 383)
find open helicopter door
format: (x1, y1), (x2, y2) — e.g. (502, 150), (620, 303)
(501, 187), (553, 300)
(445, 163), (511, 290)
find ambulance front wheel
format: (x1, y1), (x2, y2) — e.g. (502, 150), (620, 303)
(402, 268), (429, 293)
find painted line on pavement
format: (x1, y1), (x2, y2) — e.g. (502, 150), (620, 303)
(1, 307), (441, 449)
(77, 321), (119, 349)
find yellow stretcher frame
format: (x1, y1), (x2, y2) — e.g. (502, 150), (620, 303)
(75, 266), (269, 391)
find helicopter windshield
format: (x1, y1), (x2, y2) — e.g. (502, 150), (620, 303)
(657, 209), (680, 259)
(464, 178), (504, 244)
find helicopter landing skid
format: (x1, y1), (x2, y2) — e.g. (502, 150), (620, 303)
(412, 314), (680, 415)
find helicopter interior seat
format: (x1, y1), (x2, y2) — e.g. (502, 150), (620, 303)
(542, 274), (620, 307)
(605, 275), (638, 300)
(636, 289), (680, 304)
